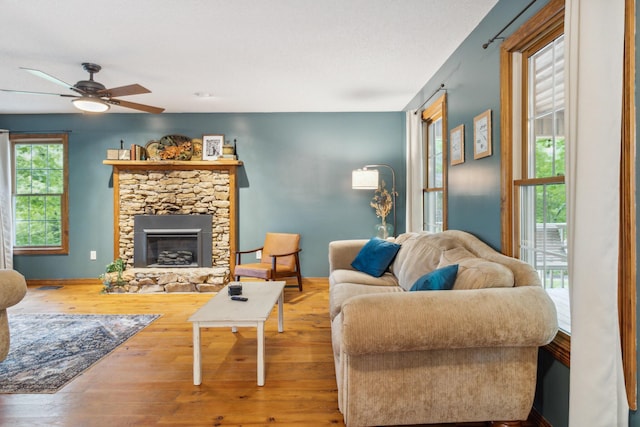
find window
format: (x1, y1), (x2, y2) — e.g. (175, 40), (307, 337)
(422, 94), (447, 232)
(517, 33), (569, 331)
(11, 134), (69, 255)
(500, 0), (636, 408)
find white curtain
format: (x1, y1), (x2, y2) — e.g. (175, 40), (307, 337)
(564, 1), (628, 426)
(0, 130), (12, 269)
(405, 110), (423, 232)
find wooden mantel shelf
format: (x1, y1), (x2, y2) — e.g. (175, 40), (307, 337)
(103, 159), (243, 170)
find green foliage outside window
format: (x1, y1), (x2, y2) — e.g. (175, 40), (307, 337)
(13, 143), (64, 247)
(535, 137), (566, 224)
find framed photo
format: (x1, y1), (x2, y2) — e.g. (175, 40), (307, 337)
(106, 149), (131, 160)
(450, 124), (464, 165)
(473, 109), (492, 159)
(202, 134), (224, 160)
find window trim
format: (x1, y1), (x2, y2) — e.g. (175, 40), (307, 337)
(499, 0), (636, 409)
(620, 0), (636, 409)
(10, 133), (69, 255)
(422, 93), (448, 231)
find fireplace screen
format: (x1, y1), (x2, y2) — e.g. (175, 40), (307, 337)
(133, 215), (213, 268)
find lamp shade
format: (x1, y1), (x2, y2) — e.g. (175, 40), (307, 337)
(352, 169), (379, 189)
(72, 97), (110, 113)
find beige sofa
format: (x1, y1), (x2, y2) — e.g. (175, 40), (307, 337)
(0, 269), (27, 361)
(328, 230), (558, 427)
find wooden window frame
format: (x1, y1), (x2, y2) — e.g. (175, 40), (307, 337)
(10, 133), (69, 255)
(422, 93), (448, 231)
(499, 0), (636, 409)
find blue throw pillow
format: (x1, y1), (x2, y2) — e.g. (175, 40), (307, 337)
(409, 264), (459, 291)
(351, 238), (401, 278)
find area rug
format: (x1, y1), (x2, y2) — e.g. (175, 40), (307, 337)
(0, 313), (160, 393)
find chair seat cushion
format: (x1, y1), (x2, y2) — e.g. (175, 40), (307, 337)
(234, 263), (295, 280)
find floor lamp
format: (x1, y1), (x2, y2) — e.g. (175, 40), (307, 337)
(351, 164), (397, 237)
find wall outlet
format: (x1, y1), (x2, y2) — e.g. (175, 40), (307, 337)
(90, 250), (97, 260)
(256, 250), (262, 259)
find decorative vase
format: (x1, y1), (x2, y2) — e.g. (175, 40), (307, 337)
(375, 220), (394, 239)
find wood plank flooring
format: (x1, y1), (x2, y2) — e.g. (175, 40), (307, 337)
(1, 279), (535, 427)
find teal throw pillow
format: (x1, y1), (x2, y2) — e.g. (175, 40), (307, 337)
(409, 264), (459, 291)
(351, 238), (401, 278)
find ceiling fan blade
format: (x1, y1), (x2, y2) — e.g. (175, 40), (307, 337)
(20, 67), (83, 94)
(107, 98), (165, 114)
(97, 84), (150, 98)
(0, 88), (75, 97)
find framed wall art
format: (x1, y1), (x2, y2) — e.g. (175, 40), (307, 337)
(202, 134), (224, 160)
(473, 109), (492, 159)
(450, 124), (464, 165)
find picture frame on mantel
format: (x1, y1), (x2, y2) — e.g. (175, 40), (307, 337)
(450, 124), (464, 165)
(473, 109), (492, 159)
(202, 134), (224, 160)
(106, 148), (131, 160)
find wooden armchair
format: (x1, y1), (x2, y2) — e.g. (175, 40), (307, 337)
(233, 233), (302, 290)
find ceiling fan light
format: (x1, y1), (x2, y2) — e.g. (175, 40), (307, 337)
(72, 97), (110, 113)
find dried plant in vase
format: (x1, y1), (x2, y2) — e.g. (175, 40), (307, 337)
(370, 180), (393, 238)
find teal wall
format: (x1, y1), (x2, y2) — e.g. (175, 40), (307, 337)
(407, 0), (550, 251)
(405, 0), (572, 425)
(0, 112), (405, 279)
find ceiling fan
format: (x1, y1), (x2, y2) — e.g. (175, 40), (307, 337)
(0, 62), (165, 114)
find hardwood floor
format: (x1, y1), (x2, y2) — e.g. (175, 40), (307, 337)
(1, 279), (536, 427)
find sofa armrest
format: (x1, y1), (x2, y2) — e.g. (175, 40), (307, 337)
(341, 286), (558, 355)
(0, 270), (27, 310)
(328, 239), (369, 273)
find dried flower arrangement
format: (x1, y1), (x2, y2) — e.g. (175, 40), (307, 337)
(159, 140), (192, 160)
(370, 180), (393, 224)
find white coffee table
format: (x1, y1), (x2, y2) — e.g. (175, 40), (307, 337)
(188, 281), (285, 386)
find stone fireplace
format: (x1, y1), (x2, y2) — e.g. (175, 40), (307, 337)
(103, 159), (241, 293)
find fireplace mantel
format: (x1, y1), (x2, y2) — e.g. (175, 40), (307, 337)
(103, 159), (242, 170)
(104, 159), (242, 279)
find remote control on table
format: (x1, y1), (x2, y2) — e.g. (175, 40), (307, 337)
(231, 296), (248, 301)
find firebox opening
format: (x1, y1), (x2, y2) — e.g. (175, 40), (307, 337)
(146, 230), (199, 267)
(133, 214), (213, 268)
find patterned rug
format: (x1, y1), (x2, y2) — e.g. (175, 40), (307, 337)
(0, 313), (160, 393)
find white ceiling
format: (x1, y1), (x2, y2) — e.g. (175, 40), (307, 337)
(0, 0), (497, 114)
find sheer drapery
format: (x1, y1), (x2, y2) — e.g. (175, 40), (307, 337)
(564, 0), (628, 425)
(405, 111), (423, 232)
(0, 130), (12, 269)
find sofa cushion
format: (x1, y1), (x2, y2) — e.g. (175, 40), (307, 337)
(329, 282), (404, 320)
(330, 269), (398, 289)
(409, 264), (459, 291)
(438, 246), (475, 264)
(351, 238), (401, 277)
(438, 248), (514, 289)
(392, 233), (462, 291)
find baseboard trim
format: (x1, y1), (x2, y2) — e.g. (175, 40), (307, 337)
(26, 278), (101, 287)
